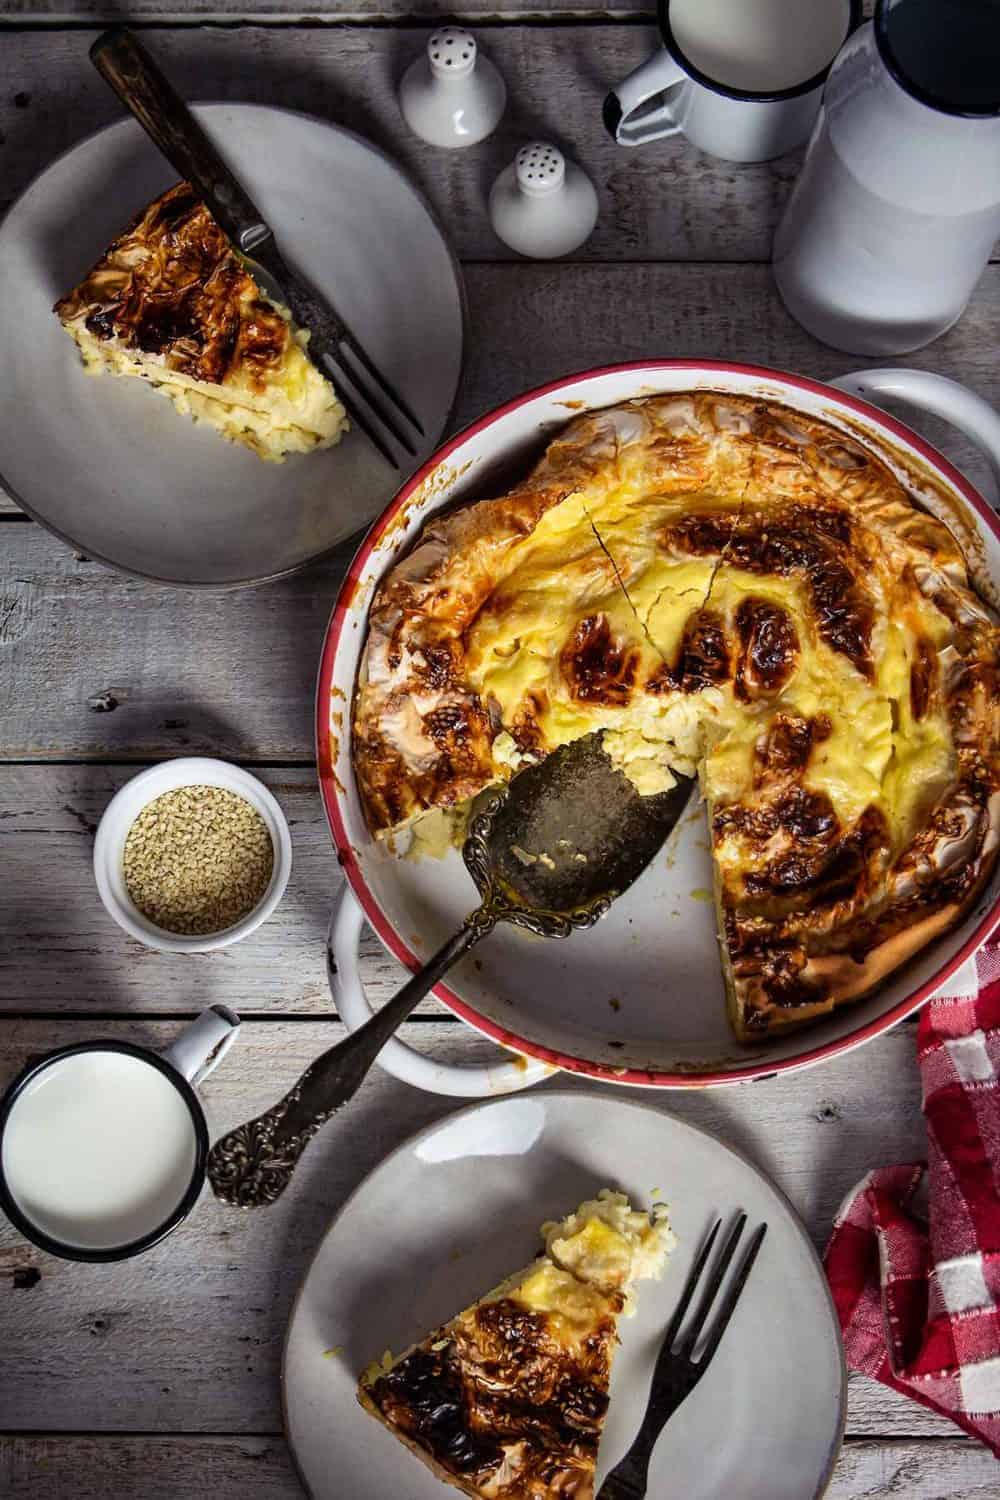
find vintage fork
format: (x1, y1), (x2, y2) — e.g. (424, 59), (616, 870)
(597, 1213), (768, 1500)
(89, 27), (424, 470)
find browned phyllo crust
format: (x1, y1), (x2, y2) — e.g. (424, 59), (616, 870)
(359, 1292), (620, 1499)
(351, 393), (1000, 1041)
(55, 182), (289, 385)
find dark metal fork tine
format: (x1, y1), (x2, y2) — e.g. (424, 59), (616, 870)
(325, 352), (419, 456)
(595, 1215), (767, 1500)
(696, 1222), (768, 1369)
(338, 332), (424, 435)
(660, 1218), (722, 1350)
(327, 351), (418, 457)
(675, 1212), (747, 1358)
(327, 371), (400, 470)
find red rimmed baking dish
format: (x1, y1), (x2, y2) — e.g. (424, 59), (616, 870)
(317, 361), (1000, 1091)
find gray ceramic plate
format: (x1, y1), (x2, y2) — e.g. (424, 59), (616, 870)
(0, 104), (465, 587)
(283, 1092), (846, 1499)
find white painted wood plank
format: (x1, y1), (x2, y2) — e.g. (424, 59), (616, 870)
(0, 1436), (304, 1499)
(827, 1441), (1000, 1498)
(4, 1), (656, 15)
(0, 25), (834, 265)
(2, 1434), (996, 1499)
(2, 261), (998, 673)
(0, 1016), (947, 1437)
(0, 14), (969, 278)
(0, 0), (883, 23)
(0, 764), (437, 1015)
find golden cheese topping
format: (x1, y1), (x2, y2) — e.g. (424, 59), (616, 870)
(54, 182), (347, 462)
(352, 393), (1000, 1040)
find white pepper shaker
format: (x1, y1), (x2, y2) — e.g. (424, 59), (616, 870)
(488, 143), (598, 259)
(398, 27), (506, 149)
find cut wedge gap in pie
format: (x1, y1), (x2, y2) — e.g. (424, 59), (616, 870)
(351, 393), (1000, 1041)
(358, 1190), (674, 1499)
(55, 182), (348, 463)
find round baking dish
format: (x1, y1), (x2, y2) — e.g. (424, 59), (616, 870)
(317, 361), (1000, 1091)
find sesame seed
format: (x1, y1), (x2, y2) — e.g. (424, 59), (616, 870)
(123, 785), (274, 936)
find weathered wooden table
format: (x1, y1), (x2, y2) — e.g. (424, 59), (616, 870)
(2, 4), (999, 1496)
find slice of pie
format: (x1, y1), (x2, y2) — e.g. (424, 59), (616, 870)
(350, 393), (1000, 1041)
(54, 182), (348, 462)
(358, 1190), (674, 1498)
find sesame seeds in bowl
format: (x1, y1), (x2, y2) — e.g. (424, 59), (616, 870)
(94, 759), (292, 953)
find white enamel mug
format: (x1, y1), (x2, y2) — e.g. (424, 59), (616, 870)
(0, 1006), (239, 1262)
(604, 0), (860, 162)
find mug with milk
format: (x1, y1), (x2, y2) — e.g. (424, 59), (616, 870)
(0, 1005), (239, 1261)
(604, 0), (860, 162)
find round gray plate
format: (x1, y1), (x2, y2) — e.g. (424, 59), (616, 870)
(283, 1092), (846, 1500)
(0, 104), (465, 586)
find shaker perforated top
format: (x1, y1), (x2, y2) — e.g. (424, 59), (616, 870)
(398, 24), (506, 147)
(515, 143), (566, 195)
(428, 27), (477, 80)
(489, 141), (598, 258)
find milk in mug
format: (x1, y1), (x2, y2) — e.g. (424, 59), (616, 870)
(2, 1050), (199, 1251)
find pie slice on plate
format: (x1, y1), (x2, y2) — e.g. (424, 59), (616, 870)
(54, 181), (348, 462)
(358, 1190), (674, 1498)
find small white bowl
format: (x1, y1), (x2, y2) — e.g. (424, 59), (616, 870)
(94, 758), (292, 953)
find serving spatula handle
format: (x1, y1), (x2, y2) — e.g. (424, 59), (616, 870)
(90, 27), (271, 254)
(206, 916), (489, 1209)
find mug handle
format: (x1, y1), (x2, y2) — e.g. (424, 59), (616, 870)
(328, 886), (551, 1098)
(161, 1004), (240, 1087)
(832, 369), (1000, 507)
(603, 49), (688, 147)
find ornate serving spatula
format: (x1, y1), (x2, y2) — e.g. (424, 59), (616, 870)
(208, 733), (693, 1208)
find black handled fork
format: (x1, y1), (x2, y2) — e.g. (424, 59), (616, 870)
(90, 27), (424, 470)
(597, 1214), (768, 1500)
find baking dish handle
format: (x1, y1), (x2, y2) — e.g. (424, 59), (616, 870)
(832, 368), (1000, 506)
(327, 886), (552, 1097)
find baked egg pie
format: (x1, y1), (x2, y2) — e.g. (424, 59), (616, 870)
(55, 182), (348, 462)
(352, 393), (1000, 1042)
(358, 1190), (673, 1498)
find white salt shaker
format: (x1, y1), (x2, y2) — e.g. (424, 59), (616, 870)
(398, 27), (506, 149)
(489, 144), (598, 259)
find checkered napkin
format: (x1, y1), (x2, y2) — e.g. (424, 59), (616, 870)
(824, 936), (1000, 1454)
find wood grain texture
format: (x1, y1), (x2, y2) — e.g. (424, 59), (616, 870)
(0, 1015), (945, 1438)
(2, 260), (999, 634)
(0, 14), (974, 275)
(3, 1433), (998, 1498)
(0, 765), (436, 1015)
(0, 0), (883, 23)
(1, 1435), (304, 1500)
(0, 2), (670, 26)
(826, 1440), (1000, 1498)
(0, 26), (797, 263)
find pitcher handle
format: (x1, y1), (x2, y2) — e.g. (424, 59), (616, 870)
(603, 49), (688, 147)
(327, 886), (551, 1097)
(832, 369), (1000, 507)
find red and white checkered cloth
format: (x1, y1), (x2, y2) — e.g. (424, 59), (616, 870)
(825, 935), (1000, 1454)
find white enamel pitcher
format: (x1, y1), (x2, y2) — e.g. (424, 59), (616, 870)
(773, 1), (1000, 355)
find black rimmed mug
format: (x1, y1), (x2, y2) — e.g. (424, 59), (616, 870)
(0, 1005), (239, 1262)
(604, 0), (862, 161)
